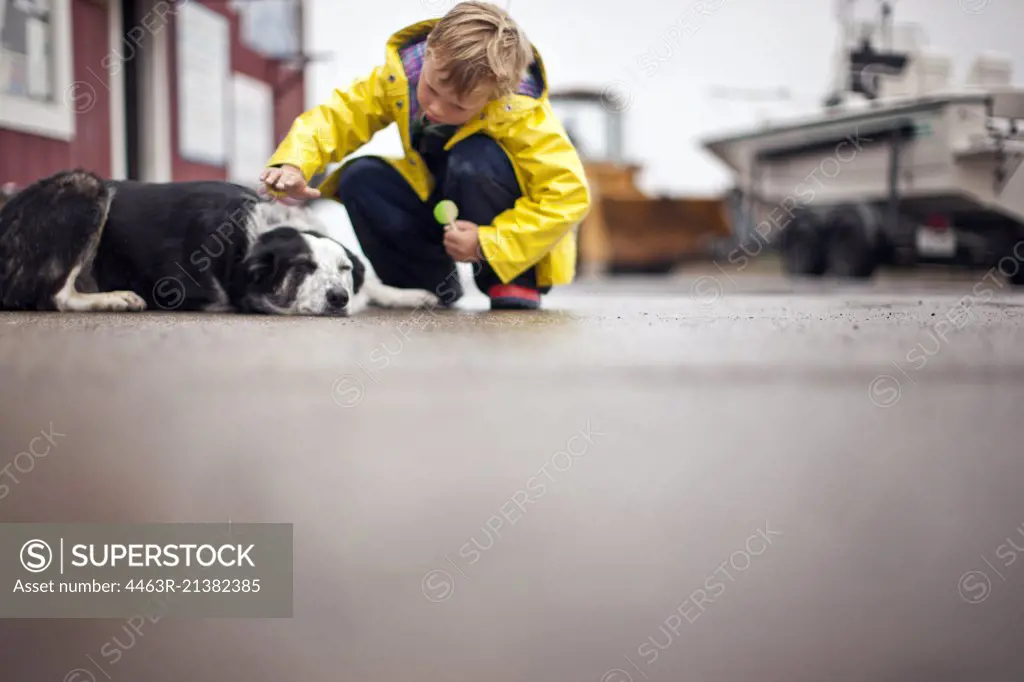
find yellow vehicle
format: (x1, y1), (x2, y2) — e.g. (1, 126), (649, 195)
(549, 89), (734, 275)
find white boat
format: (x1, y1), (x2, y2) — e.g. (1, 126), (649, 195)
(700, 0), (1024, 283)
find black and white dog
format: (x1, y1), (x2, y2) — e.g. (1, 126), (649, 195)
(0, 168), (438, 316)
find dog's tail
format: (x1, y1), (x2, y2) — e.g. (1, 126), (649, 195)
(0, 168), (113, 310)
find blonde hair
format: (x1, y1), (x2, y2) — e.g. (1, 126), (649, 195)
(425, 1), (535, 100)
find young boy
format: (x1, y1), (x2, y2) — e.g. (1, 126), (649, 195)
(260, 1), (590, 309)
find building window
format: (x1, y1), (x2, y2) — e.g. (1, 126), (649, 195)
(230, 0), (300, 59)
(0, 0), (56, 103)
(0, 0), (74, 140)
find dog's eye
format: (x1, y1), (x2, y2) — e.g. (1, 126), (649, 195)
(338, 264), (352, 273)
(297, 261), (318, 274)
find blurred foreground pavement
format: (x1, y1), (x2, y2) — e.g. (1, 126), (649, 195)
(1, 274), (1023, 682)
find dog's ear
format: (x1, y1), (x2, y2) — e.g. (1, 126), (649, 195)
(246, 250), (278, 286)
(344, 246), (366, 294)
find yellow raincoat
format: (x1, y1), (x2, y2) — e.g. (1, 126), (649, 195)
(266, 19), (590, 287)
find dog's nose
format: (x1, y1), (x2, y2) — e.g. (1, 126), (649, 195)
(327, 288), (349, 309)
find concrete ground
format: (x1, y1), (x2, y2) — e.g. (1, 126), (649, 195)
(1, 269), (1023, 682)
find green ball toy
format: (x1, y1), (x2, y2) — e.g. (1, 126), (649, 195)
(433, 199), (459, 226)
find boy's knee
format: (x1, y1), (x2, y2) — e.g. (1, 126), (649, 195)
(336, 157), (391, 202)
(446, 135), (511, 185)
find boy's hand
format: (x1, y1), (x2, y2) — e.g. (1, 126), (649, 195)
(260, 165), (321, 200)
(443, 220), (482, 262)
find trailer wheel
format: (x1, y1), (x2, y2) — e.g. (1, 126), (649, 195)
(1002, 229), (1024, 285)
(1005, 255), (1024, 286)
(779, 211), (827, 276)
(825, 204), (879, 279)
(986, 226), (1024, 285)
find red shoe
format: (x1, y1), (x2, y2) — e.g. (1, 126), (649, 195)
(488, 284), (541, 310)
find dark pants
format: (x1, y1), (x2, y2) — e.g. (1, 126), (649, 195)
(336, 134), (542, 306)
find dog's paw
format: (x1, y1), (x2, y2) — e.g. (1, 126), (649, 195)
(370, 284), (440, 309)
(104, 290), (147, 312)
(406, 290), (440, 309)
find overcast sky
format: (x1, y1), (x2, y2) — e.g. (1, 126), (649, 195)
(303, 0), (1024, 196)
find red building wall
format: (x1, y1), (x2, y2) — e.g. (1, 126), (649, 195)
(273, 65), (307, 145)
(0, 0), (112, 186)
(1, 0), (306, 187)
(168, 0), (306, 182)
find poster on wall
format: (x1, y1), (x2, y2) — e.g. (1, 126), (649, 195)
(176, 2), (229, 166)
(228, 73), (273, 186)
